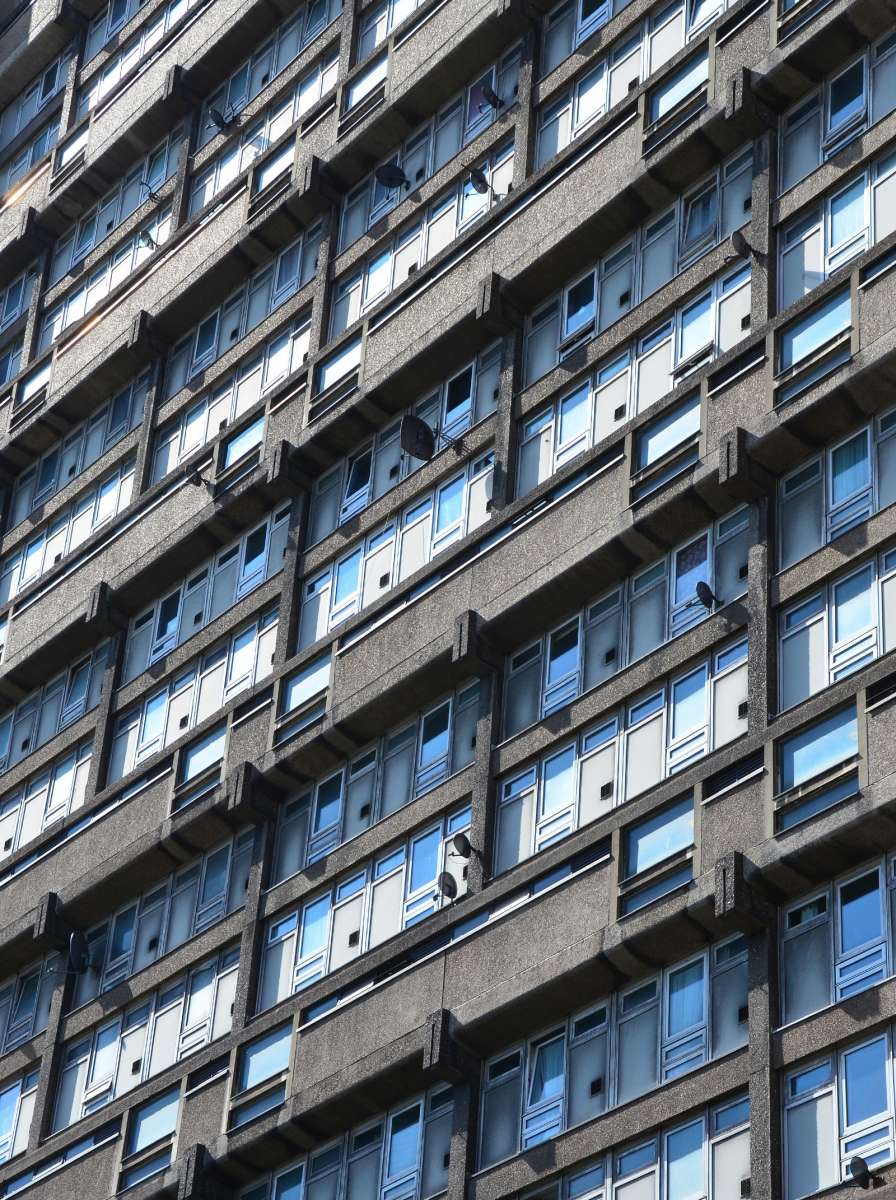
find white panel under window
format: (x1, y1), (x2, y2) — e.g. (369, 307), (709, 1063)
(711, 1128), (750, 1200)
(785, 1094), (837, 1200)
(617, 1006), (658, 1103)
(481, 1075), (521, 1167)
(780, 617), (825, 710)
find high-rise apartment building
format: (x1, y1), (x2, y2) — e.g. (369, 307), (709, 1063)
(0, 0), (892, 1196)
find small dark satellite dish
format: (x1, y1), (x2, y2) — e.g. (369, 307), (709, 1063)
(400, 414), (436, 461)
(481, 83), (503, 108)
(849, 1156), (871, 1190)
(695, 580), (717, 610)
(68, 930), (90, 975)
(452, 832), (472, 858)
(468, 167), (490, 195)
(437, 871), (458, 901)
(730, 228), (753, 259)
(374, 163), (409, 189)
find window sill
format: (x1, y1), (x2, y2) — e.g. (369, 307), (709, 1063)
(643, 85), (708, 155)
(630, 439), (701, 502)
(774, 330), (852, 407)
(773, 758), (860, 833)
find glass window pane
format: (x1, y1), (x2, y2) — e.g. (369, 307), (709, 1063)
(128, 1087), (179, 1154)
(667, 1120), (704, 1200)
(238, 1024), (291, 1092)
(831, 433), (869, 506)
(625, 798), (693, 877)
(839, 871), (882, 953)
(779, 706), (857, 790)
(843, 1039), (888, 1128)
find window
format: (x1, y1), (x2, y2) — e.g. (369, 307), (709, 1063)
(620, 796), (695, 914)
(502, 512), (749, 737)
(238, 1084), (453, 1200)
(537, 18), (731, 167)
(316, 335), (363, 396)
(0, 643), (108, 778)
(779, 853), (896, 1024)
(0, 1070), (39, 1164)
(779, 34), (896, 194)
(191, 54), (338, 214)
(519, 266), (748, 479)
(331, 144), (512, 337)
(0, 120), (59, 198)
(230, 1023), (291, 1128)
(196, 0), (341, 151)
(778, 405), (896, 568)
(310, 344), (501, 543)
(223, 416), (265, 470)
(647, 49), (708, 124)
(775, 704), (858, 830)
(0, 268), (34, 337)
(176, 724), (227, 808)
(776, 288), (851, 403)
(345, 54), (388, 112)
(355, 0), (428, 61)
(0, 740), (92, 864)
(276, 652), (332, 744)
(479, 946), (748, 1167)
(0, 340), (22, 390)
(121, 508), (289, 683)
(54, 947), (238, 1132)
(274, 679), (476, 878)
(39, 210), (174, 352)
(165, 234), (320, 399)
(540, 0), (629, 75)
(627, 798), (693, 876)
(298, 456), (494, 648)
(153, 320), (309, 481)
(109, 609), (278, 786)
(779, 147), (896, 310)
(497, 641), (746, 872)
(0, 953), (59, 1054)
(0, 458), (135, 604)
(779, 550), (896, 709)
(119, 1086), (179, 1191)
(9, 375), (147, 530)
(0, 49), (70, 150)
(259, 806), (471, 1010)
(2, 1120), (120, 1196)
(783, 1029), (896, 1200)
(524, 150), (752, 386)
(71, 832), (251, 1008)
(340, 49), (520, 249)
(49, 133), (183, 285)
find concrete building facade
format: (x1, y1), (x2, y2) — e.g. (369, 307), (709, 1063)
(0, 0), (892, 1196)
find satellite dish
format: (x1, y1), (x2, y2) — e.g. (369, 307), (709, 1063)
(209, 107), (233, 131)
(67, 930), (90, 975)
(437, 871), (458, 901)
(849, 1156), (871, 1189)
(400, 414), (436, 462)
(467, 167), (490, 195)
(481, 83), (503, 108)
(452, 832), (472, 859)
(374, 163), (409, 189)
(695, 580), (717, 610)
(730, 228), (752, 259)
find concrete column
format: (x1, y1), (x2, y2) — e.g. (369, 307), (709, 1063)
(230, 819), (274, 1030)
